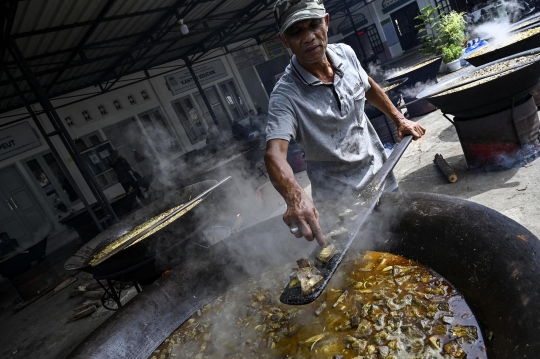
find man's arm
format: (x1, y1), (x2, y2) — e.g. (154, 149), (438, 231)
(365, 77), (426, 140)
(265, 139), (326, 247)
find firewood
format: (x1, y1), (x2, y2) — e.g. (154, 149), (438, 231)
(83, 290), (105, 299)
(434, 154), (458, 183)
(68, 305), (97, 322)
(74, 300), (102, 312)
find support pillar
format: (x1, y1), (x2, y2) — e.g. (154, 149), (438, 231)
(184, 57), (219, 128)
(344, 1), (367, 59)
(1, 62), (104, 231)
(5, 38), (118, 229)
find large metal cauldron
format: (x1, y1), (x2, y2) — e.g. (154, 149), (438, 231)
(466, 25), (540, 67)
(67, 191), (540, 359)
(364, 78), (407, 119)
(417, 49), (540, 118)
(64, 181), (220, 282)
(385, 57), (443, 118)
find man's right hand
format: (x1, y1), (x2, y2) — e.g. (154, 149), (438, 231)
(283, 189), (326, 247)
(265, 139), (326, 248)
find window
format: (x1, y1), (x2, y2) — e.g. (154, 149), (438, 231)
(435, 0), (454, 15)
(218, 80), (249, 121)
(138, 107), (180, 155)
(25, 152), (80, 212)
(171, 96), (207, 144)
(366, 25), (385, 54)
(78, 131), (117, 190)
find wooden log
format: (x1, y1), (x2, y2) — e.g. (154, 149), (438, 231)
(434, 154), (458, 183)
(68, 305), (97, 322)
(74, 300), (102, 312)
(83, 290), (105, 299)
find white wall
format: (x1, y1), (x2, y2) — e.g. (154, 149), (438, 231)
(0, 49), (258, 217)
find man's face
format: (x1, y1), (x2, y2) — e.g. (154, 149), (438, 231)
(279, 14), (330, 64)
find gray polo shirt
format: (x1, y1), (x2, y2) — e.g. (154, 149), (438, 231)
(266, 43), (393, 202)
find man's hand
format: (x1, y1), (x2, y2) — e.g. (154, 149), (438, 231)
(365, 78), (426, 141)
(283, 189), (326, 247)
(265, 139), (326, 247)
(396, 118), (426, 140)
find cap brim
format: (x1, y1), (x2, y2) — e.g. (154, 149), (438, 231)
(279, 9), (326, 35)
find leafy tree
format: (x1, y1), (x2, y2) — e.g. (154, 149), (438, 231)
(415, 5), (443, 56)
(415, 5), (467, 62)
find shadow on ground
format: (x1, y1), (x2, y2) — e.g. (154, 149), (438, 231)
(399, 154), (521, 199)
(438, 123), (459, 142)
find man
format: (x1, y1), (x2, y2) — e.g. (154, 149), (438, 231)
(110, 150), (144, 201)
(265, 0), (426, 247)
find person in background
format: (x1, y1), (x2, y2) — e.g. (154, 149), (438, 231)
(256, 107), (268, 135)
(231, 118), (249, 141)
(110, 150), (144, 201)
(248, 109), (258, 131)
(206, 125), (226, 151)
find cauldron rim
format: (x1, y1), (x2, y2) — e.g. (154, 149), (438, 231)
(63, 180), (218, 272)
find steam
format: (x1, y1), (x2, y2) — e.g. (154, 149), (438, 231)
(468, 0), (531, 47)
(471, 18), (512, 47)
(399, 80), (437, 98)
(366, 62), (386, 83)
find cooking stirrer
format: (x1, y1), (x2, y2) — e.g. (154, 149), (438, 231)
(280, 135), (413, 305)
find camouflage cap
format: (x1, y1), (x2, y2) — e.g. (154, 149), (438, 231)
(273, 0), (326, 36)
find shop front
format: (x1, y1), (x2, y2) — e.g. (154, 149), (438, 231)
(0, 50), (260, 249)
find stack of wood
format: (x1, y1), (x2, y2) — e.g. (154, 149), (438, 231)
(66, 279), (133, 322)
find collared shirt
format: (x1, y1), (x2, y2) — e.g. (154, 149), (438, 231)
(266, 43), (393, 202)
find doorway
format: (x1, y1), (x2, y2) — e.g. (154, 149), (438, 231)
(193, 86), (231, 131)
(0, 165), (52, 248)
(390, 1), (421, 51)
(171, 96), (208, 145)
(24, 152), (80, 214)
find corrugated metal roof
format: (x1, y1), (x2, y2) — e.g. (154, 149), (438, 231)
(1, 0), (351, 114)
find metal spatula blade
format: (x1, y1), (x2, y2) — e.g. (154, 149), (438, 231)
(280, 136), (413, 305)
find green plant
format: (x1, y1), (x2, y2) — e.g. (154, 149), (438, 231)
(439, 11), (466, 48)
(415, 6), (466, 58)
(442, 44), (463, 63)
(415, 5), (443, 56)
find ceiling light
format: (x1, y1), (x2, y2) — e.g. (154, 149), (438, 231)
(178, 19), (189, 35)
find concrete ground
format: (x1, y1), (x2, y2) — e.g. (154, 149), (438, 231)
(2, 60), (540, 359)
(393, 108), (540, 238)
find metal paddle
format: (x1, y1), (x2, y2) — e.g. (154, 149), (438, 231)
(280, 135), (413, 305)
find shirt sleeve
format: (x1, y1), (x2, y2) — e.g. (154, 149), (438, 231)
(265, 92), (297, 142)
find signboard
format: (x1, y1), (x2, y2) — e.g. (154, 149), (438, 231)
(263, 38), (288, 60)
(381, 18), (399, 46)
(232, 45), (266, 70)
(0, 122), (41, 161)
(165, 59), (228, 95)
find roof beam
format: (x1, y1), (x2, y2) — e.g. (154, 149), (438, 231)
(45, 0), (117, 92)
(185, 0), (272, 65)
(10, 1), (216, 39)
(142, 0), (229, 70)
(94, 0), (190, 91)
(1, 0), (19, 60)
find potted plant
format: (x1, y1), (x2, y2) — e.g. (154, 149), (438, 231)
(442, 44), (463, 71)
(416, 6), (466, 72)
